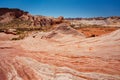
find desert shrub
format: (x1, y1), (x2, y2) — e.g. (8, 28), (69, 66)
(16, 30), (24, 35)
(70, 24), (75, 28)
(11, 31), (28, 40)
(90, 34), (96, 37)
(11, 38), (20, 40)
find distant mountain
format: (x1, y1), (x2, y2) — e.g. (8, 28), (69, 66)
(65, 16), (120, 20)
(66, 16), (120, 27)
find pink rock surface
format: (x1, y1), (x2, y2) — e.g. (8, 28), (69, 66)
(0, 29), (120, 80)
(0, 33), (17, 41)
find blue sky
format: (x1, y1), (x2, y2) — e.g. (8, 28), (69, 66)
(0, 0), (120, 18)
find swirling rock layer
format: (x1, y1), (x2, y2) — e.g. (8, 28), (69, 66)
(0, 28), (120, 80)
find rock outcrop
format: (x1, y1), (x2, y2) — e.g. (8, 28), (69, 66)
(41, 23), (85, 39)
(0, 8), (64, 27)
(0, 8), (28, 23)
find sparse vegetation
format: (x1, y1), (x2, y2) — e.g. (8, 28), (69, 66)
(0, 18), (54, 40)
(90, 34), (96, 37)
(11, 31), (29, 40)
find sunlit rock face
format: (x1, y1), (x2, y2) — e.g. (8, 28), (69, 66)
(0, 8), (28, 23)
(0, 23), (120, 80)
(0, 8), (64, 27)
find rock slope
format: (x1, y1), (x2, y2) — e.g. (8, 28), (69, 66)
(0, 24), (120, 80)
(0, 8), (64, 27)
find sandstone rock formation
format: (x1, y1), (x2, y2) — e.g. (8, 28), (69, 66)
(0, 8), (28, 23)
(41, 23), (85, 39)
(0, 32), (18, 41)
(67, 16), (120, 27)
(0, 8), (64, 27)
(0, 8), (120, 80)
(0, 23), (120, 80)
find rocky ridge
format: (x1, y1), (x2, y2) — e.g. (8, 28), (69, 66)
(0, 8), (64, 27)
